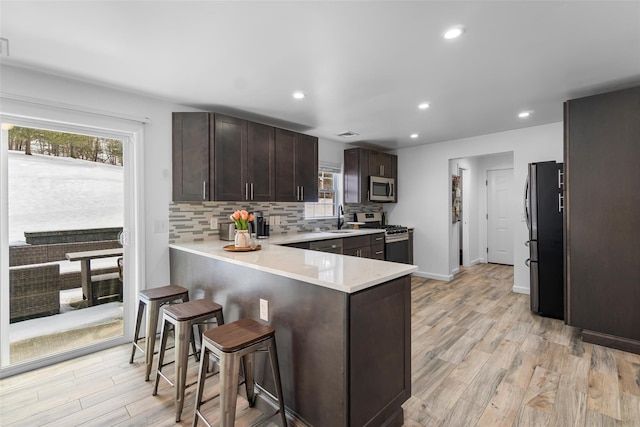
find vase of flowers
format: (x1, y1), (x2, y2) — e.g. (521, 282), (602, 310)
(230, 210), (254, 248)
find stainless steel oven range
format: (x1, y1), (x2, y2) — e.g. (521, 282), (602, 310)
(354, 212), (410, 264)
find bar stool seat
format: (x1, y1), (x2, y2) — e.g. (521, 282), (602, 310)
(193, 318), (287, 427)
(153, 299), (224, 422)
(130, 285), (190, 381)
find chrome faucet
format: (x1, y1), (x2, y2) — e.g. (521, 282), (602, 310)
(337, 205), (345, 230)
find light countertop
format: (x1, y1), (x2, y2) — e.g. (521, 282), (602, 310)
(169, 231), (416, 293)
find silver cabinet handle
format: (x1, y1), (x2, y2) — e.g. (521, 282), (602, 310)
(245, 183), (249, 200)
(525, 259), (530, 267)
(375, 236), (383, 241)
(296, 186), (300, 201)
(375, 250), (384, 255)
(301, 186), (304, 201)
(202, 181), (206, 200)
(250, 183), (254, 200)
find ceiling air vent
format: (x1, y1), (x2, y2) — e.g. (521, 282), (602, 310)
(337, 131), (359, 138)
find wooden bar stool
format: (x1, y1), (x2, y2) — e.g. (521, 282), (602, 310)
(153, 299), (224, 422)
(192, 318), (287, 427)
(130, 285), (191, 381)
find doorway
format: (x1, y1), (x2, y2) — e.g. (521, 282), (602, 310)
(1, 114), (142, 378)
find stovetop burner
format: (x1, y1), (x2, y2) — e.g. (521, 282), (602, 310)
(354, 212), (409, 241)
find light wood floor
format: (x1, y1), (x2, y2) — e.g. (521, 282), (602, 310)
(403, 264), (640, 427)
(1, 263), (639, 426)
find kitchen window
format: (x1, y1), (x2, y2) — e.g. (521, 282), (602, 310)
(305, 166), (341, 218)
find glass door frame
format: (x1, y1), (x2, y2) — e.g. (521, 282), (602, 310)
(0, 111), (145, 378)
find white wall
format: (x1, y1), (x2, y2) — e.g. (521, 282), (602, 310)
(0, 65), (347, 287)
(1, 65), (203, 286)
(385, 123), (563, 292)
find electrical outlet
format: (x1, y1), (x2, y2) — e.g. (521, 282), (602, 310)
(210, 217), (218, 229)
(259, 299), (269, 321)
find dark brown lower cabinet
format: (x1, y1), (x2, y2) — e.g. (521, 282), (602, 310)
(565, 86), (640, 354)
(170, 248), (410, 426)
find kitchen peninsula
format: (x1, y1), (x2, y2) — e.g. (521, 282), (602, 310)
(169, 231), (416, 427)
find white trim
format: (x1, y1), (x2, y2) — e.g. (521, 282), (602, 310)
(469, 258), (483, 266)
(0, 128), (9, 367)
(0, 92), (150, 124)
(412, 270), (455, 282)
(451, 267), (460, 276)
(0, 111), (145, 377)
(512, 285), (530, 295)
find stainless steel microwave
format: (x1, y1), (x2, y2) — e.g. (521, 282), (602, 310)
(369, 176), (395, 202)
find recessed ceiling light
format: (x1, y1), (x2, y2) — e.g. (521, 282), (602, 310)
(418, 103), (430, 110)
(443, 26), (464, 40)
(292, 91), (305, 99)
(518, 111), (532, 118)
(410, 133), (419, 139)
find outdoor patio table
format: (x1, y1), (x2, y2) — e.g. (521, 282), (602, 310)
(65, 248), (123, 306)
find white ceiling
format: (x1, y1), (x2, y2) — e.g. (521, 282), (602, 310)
(1, 1), (639, 150)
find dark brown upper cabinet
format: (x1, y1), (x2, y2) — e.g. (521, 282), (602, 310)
(344, 147), (398, 203)
(368, 150), (395, 178)
(172, 112), (317, 202)
(212, 114), (275, 201)
(172, 112), (212, 201)
(275, 129), (318, 202)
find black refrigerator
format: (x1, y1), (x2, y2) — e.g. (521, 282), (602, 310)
(525, 161), (564, 320)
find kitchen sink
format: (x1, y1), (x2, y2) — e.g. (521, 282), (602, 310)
(327, 230), (360, 234)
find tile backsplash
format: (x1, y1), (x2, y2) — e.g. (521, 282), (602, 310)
(169, 201), (383, 243)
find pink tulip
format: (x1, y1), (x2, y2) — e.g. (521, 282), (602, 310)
(240, 210), (249, 220)
(231, 210), (240, 220)
(248, 213), (254, 221)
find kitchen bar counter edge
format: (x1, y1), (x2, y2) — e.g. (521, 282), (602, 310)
(169, 233), (416, 293)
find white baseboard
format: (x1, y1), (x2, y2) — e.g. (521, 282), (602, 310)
(452, 267), (460, 275)
(512, 285), (530, 295)
(467, 258), (483, 266)
(412, 270), (454, 282)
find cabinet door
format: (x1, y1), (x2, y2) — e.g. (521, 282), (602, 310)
(359, 245), (372, 259)
(213, 114), (247, 201)
(275, 129), (298, 202)
(275, 130), (319, 202)
(372, 244), (385, 260)
(344, 148), (368, 203)
(565, 86), (640, 345)
(296, 133), (318, 202)
(343, 247), (360, 257)
(247, 122), (275, 201)
(368, 150), (382, 176)
(172, 112), (211, 201)
(368, 150), (393, 177)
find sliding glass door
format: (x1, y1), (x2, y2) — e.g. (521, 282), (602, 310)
(0, 113), (142, 377)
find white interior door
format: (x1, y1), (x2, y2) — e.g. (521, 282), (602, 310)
(487, 168), (514, 265)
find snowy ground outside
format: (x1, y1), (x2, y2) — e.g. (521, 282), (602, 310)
(7, 150), (124, 345)
(8, 150), (123, 243)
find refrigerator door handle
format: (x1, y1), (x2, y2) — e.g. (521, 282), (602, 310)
(524, 174), (530, 230)
(525, 258), (531, 267)
(558, 193), (564, 213)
